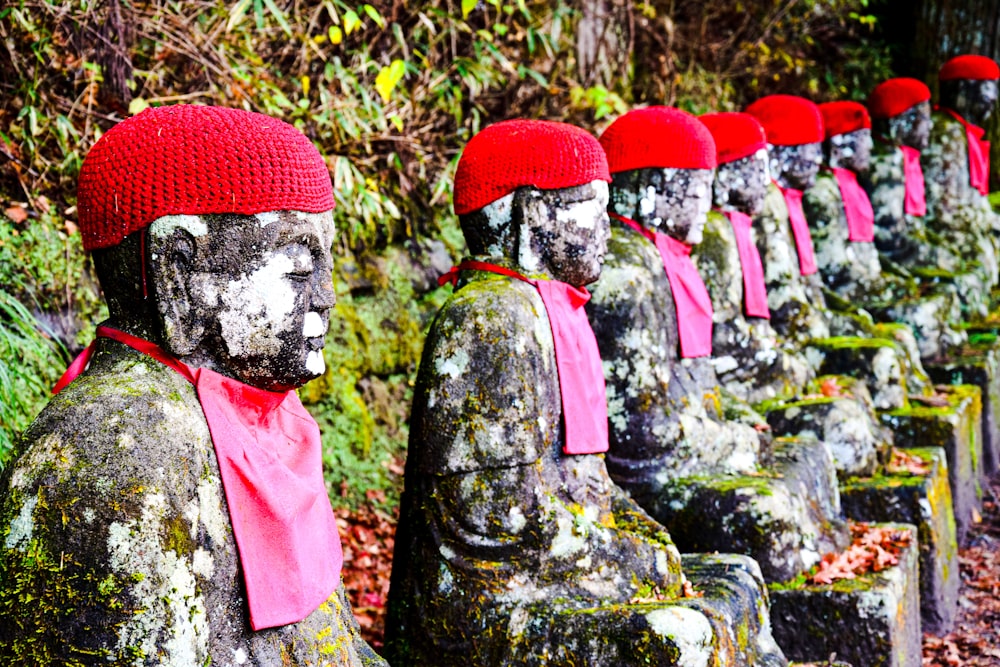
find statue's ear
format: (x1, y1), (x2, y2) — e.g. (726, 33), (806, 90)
(147, 227), (203, 356)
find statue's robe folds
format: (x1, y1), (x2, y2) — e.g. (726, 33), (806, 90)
(385, 267), (784, 666)
(0, 339), (385, 666)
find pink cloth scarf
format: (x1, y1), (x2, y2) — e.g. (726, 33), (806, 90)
(439, 260), (609, 456)
(778, 185), (818, 276)
(611, 213), (714, 358)
(899, 145), (927, 216)
(722, 210), (770, 319)
(54, 326), (342, 631)
(943, 108), (990, 195)
(831, 167), (875, 242)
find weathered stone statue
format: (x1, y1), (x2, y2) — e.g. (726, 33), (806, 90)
(924, 54), (1000, 306)
(744, 95), (834, 348)
(804, 101), (965, 360)
(0, 106), (385, 665)
(694, 111), (810, 403)
(385, 118), (785, 666)
(587, 107), (847, 582)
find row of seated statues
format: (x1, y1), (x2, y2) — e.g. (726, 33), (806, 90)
(0, 52), (997, 665)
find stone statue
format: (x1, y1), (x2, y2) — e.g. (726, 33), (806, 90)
(694, 111), (810, 404)
(587, 107), (847, 582)
(923, 54), (1000, 307)
(866, 77), (986, 326)
(0, 106), (385, 665)
(385, 118), (785, 667)
(744, 95), (834, 350)
(804, 101), (965, 360)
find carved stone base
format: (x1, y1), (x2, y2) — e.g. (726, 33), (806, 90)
(880, 384), (983, 542)
(769, 524), (922, 667)
(926, 339), (1000, 477)
(839, 447), (959, 634)
(638, 437), (849, 583)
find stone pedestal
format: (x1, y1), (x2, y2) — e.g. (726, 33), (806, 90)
(839, 447), (959, 634)
(643, 437), (849, 583)
(769, 524), (922, 667)
(926, 339), (1000, 477)
(879, 385), (983, 542)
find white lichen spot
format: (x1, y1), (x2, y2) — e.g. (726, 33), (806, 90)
(508, 506), (527, 533)
(303, 311), (326, 338)
(217, 252), (298, 358)
(107, 492), (209, 665)
(150, 214), (209, 238)
(233, 647), (249, 665)
(549, 516), (586, 558)
(192, 548), (215, 579)
(197, 477), (230, 548)
(83, 507), (96, 524)
(435, 349), (470, 379)
(255, 211), (281, 228)
(4, 493), (38, 550)
(116, 432), (136, 450)
(306, 350), (325, 375)
(507, 606), (530, 638)
(644, 607), (713, 667)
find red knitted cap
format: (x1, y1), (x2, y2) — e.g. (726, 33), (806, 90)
(77, 105), (334, 251)
(745, 95), (824, 146)
(599, 107), (716, 174)
(452, 119), (610, 215)
(819, 101), (871, 139)
(699, 112), (767, 164)
(939, 55), (1000, 81)
(867, 78), (931, 120)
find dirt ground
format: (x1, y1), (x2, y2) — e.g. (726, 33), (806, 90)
(923, 475), (1000, 666)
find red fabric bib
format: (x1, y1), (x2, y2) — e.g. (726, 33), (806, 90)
(53, 326), (342, 631)
(831, 167), (875, 242)
(899, 145), (927, 216)
(439, 261), (609, 456)
(722, 210), (770, 319)
(778, 185), (818, 276)
(944, 108), (990, 195)
(612, 214), (714, 358)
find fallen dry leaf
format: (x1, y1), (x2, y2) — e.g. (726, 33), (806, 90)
(4, 205), (28, 223)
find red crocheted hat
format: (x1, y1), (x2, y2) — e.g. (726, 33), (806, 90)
(699, 112), (767, 164)
(77, 105), (334, 251)
(819, 101), (871, 139)
(939, 55), (1000, 81)
(453, 119), (610, 215)
(867, 78), (931, 120)
(599, 106), (717, 174)
(745, 95), (824, 146)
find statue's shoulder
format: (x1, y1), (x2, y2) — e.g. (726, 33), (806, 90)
(804, 172), (842, 210)
(696, 210), (738, 270)
(929, 111), (967, 145)
(591, 224), (666, 305)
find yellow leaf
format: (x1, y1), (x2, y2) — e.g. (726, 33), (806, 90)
(374, 59), (406, 103)
(328, 25), (343, 44)
(388, 114), (403, 132)
(301, 75), (310, 96)
(362, 4), (385, 28)
(344, 10), (360, 35)
(461, 0), (477, 18)
(128, 98), (150, 116)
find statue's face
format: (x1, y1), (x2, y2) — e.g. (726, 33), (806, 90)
(943, 79), (999, 125)
(769, 142), (823, 190)
(714, 149), (771, 216)
(828, 128), (873, 174)
(154, 210), (336, 391)
(893, 101), (932, 150)
(969, 79), (998, 124)
(632, 167), (714, 245)
(520, 179), (610, 286)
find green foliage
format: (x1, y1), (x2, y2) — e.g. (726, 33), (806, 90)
(0, 292), (66, 466)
